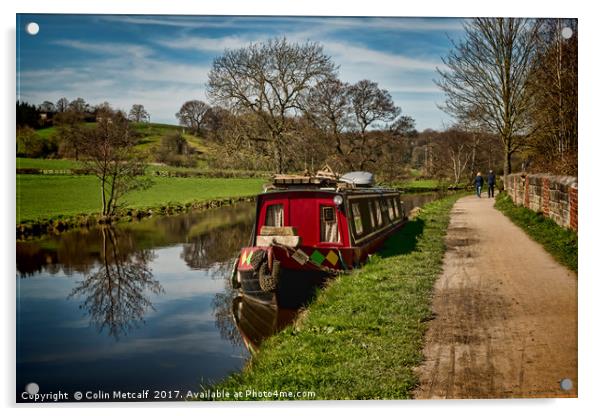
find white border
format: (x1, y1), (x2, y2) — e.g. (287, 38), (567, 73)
(3, 1), (600, 415)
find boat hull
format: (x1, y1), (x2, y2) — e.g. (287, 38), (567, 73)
(235, 218), (405, 308)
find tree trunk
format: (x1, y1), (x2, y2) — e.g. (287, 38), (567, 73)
(100, 177), (107, 216)
(503, 142), (513, 176)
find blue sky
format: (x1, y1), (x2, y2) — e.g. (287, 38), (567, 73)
(16, 14), (466, 130)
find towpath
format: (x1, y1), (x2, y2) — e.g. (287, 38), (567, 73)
(413, 193), (577, 399)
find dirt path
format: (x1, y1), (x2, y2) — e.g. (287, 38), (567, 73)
(413, 194), (577, 399)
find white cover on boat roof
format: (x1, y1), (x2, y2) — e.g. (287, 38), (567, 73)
(339, 171), (375, 187)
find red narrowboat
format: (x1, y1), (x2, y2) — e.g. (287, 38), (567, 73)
(232, 168), (406, 308)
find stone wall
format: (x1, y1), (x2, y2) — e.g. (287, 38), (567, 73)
(504, 173), (578, 231)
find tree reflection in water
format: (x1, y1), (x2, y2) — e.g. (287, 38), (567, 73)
(181, 222), (251, 272)
(68, 226), (163, 339)
(212, 282), (245, 348)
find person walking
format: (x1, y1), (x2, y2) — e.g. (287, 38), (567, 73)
(487, 170), (496, 198)
(475, 172), (484, 198)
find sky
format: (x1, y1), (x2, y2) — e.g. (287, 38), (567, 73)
(16, 14), (467, 131)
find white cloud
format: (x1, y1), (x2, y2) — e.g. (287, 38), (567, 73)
(321, 39), (440, 72)
(156, 34), (263, 52)
(53, 39), (153, 59)
(102, 15), (465, 33)
(100, 15), (247, 29)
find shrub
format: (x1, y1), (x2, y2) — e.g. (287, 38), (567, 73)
(156, 131), (197, 167)
(17, 126), (58, 158)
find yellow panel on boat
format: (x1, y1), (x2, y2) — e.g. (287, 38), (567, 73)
(325, 250), (339, 266)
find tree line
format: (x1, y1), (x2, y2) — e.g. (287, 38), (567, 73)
(174, 19), (576, 180)
(17, 17), (577, 193)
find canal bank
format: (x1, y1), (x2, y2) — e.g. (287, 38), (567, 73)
(209, 192), (465, 400)
(16, 195), (258, 239)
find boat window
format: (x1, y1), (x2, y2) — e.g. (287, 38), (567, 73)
(320, 205), (340, 243)
(351, 203), (363, 236)
(368, 201), (376, 229)
(265, 204), (284, 227)
(374, 199), (383, 226)
(393, 198), (400, 218)
(387, 198), (395, 220)
(397, 199), (404, 218)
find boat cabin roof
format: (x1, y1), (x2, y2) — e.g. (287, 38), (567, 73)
(264, 168), (397, 196)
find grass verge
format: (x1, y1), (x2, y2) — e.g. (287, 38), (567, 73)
(210, 193), (464, 400)
(494, 192), (577, 272)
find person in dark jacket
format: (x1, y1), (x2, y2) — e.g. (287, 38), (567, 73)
(487, 170), (496, 198)
(475, 172), (484, 198)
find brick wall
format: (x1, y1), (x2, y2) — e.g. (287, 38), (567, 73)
(504, 173), (578, 231)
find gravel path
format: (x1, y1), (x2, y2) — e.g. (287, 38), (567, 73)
(413, 194), (577, 399)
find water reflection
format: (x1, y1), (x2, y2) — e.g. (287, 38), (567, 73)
(16, 203), (256, 277)
(182, 223), (251, 271)
(232, 295), (298, 353)
(212, 286), (245, 349)
(67, 227), (163, 339)
(16, 203), (256, 400)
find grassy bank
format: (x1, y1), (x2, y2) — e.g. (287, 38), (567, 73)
(392, 179), (455, 193)
(17, 174), (264, 223)
(212, 193), (464, 400)
(494, 192), (577, 272)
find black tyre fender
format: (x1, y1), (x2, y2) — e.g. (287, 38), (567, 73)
(258, 260), (280, 292)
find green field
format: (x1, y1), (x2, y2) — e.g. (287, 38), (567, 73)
(212, 193), (464, 400)
(392, 178), (452, 191)
(17, 174), (265, 223)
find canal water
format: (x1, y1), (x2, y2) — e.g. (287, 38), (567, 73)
(16, 192), (443, 401)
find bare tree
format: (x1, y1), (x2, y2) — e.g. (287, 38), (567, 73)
(80, 108), (149, 217)
(69, 97), (89, 114)
(56, 97), (69, 112)
(437, 18), (541, 176)
(348, 80), (401, 170)
(303, 76), (354, 168)
(175, 100), (210, 136)
(208, 37), (336, 173)
(439, 129), (473, 185)
(525, 19), (577, 175)
(304, 77), (405, 171)
(128, 104), (150, 123)
(39, 101), (55, 113)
